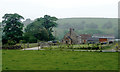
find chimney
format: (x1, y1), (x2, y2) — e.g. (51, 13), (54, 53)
(70, 28), (74, 36)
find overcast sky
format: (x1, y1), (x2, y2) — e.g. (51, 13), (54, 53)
(0, 0), (119, 21)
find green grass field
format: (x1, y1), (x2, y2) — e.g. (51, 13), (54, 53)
(2, 50), (118, 70)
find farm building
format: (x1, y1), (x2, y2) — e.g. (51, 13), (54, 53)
(62, 28), (81, 44)
(80, 34), (92, 44)
(62, 28), (115, 44)
(87, 37), (99, 44)
(92, 34), (115, 43)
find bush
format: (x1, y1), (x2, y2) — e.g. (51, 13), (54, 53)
(19, 40), (26, 43)
(2, 45), (22, 50)
(7, 40), (16, 45)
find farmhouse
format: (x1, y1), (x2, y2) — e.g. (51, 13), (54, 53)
(62, 28), (81, 44)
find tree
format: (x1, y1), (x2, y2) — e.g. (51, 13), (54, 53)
(42, 15), (58, 40)
(2, 13), (24, 45)
(24, 15), (58, 42)
(23, 32), (37, 43)
(42, 15), (58, 30)
(33, 28), (49, 41)
(24, 18), (49, 42)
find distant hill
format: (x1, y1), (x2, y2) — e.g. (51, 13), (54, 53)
(53, 18), (118, 40)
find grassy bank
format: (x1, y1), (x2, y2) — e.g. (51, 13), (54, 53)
(16, 43), (38, 48)
(2, 50), (118, 70)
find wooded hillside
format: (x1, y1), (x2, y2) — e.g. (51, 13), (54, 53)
(53, 18), (118, 40)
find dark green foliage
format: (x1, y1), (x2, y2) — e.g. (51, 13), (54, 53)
(7, 40), (16, 45)
(42, 15), (58, 40)
(42, 15), (58, 30)
(24, 18), (44, 42)
(2, 45), (22, 49)
(24, 15), (58, 42)
(23, 32), (37, 43)
(28, 36), (37, 43)
(2, 13), (24, 45)
(33, 28), (49, 41)
(25, 18), (43, 32)
(24, 18), (49, 42)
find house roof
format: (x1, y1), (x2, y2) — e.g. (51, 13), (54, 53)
(67, 36), (72, 40)
(80, 34), (92, 39)
(63, 28), (79, 38)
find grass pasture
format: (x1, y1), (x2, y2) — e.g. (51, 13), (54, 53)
(2, 50), (118, 70)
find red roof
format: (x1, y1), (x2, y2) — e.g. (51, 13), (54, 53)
(80, 34), (92, 40)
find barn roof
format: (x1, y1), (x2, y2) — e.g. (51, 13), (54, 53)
(87, 37), (99, 41)
(93, 34), (115, 38)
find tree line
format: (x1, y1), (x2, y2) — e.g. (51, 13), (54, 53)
(2, 13), (58, 45)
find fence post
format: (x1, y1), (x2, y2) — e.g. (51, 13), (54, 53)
(116, 46), (118, 52)
(27, 42), (29, 48)
(20, 41), (22, 47)
(58, 43), (60, 48)
(24, 43), (25, 50)
(87, 43), (89, 51)
(100, 45), (102, 52)
(38, 42), (39, 51)
(50, 43), (53, 50)
(72, 44), (74, 51)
